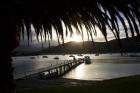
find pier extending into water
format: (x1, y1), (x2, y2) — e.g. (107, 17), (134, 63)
(14, 58), (84, 80)
(40, 58), (84, 79)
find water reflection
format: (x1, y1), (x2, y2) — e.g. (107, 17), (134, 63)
(73, 64), (85, 79)
(63, 59), (140, 80)
(13, 54), (140, 80)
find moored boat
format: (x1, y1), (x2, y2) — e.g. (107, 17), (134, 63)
(95, 53), (99, 56)
(42, 56), (48, 58)
(30, 56), (35, 59)
(54, 57), (59, 59)
(77, 54), (83, 56)
(69, 55), (75, 57)
(84, 56), (91, 64)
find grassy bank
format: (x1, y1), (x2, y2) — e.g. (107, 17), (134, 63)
(17, 75), (140, 93)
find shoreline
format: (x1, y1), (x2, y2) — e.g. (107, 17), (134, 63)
(16, 75), (140, 90)
(16, 77), (98, 90)
(16, 75), (140, 93)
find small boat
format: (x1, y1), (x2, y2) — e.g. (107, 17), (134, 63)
(30, 57), (35, 59)
(77, 54), (83, 56)
(42, 56), (48, 58)
(54, 57), (59, 60)
(95, 53), (99, 56)
(69, 55), (75, 57)
(84, 56), (91, 64)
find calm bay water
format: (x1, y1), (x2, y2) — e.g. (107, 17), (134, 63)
(12, 53), (140, 80)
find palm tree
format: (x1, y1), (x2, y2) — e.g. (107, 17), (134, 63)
(1, 0), (140, 93)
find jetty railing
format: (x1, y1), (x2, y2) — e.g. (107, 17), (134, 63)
(14, 58), (84, 80)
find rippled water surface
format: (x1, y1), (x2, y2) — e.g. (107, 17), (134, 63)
(13, 53), (140, 80)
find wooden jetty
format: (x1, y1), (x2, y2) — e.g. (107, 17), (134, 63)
(14, 58), (84, 80)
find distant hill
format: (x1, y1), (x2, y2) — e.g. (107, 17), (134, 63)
(13, 36), (140, 56)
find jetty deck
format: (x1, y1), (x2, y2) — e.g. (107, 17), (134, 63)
(14, 58), (84, 80)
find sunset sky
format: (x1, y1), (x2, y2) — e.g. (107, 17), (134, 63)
(20, 21), (134, 48)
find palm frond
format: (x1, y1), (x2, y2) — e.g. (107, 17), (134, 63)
(15, 0), (140, 43)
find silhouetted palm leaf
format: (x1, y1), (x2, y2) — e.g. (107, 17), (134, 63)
(14, 0), (140, 43)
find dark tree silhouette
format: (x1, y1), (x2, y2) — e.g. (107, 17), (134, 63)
(1, 0), (140, 93)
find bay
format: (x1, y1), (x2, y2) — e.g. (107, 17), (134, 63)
(12, 53), (140, 80)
